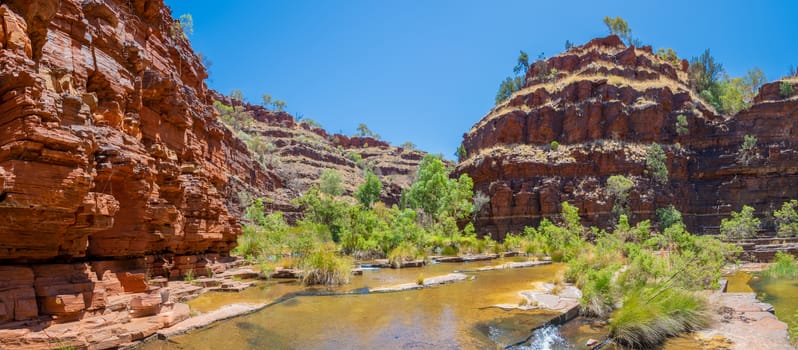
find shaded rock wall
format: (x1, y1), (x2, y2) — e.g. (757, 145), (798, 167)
(456, 36), (798, 239)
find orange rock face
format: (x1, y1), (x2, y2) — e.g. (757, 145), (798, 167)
(456, 36), (798, 238)
(0, 0), (277, 261)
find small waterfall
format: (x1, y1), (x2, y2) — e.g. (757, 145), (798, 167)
(508, 325), (573, 350)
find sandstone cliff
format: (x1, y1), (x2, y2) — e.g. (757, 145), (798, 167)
(0, 0), (422, 344)
(456, 36), (798, 239)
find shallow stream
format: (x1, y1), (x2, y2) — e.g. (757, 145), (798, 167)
(144, 259), (567, 349)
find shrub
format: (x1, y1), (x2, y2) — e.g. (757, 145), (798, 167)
(645, 143), (668, 185)
(300, 244), (353, 285)
(455, 144), (467, 162)
(719, 205), (760, 240)
(400, 141), (416, 150)
(319, 169), (344, 196)
(603, 16), (632, 45)
(607, 175), (633, 218)
(387, 241), (422, 268)
(550, 140), (559, 150)
(656, 205), (683, 229)
(781, 82), (795, 98)
(775, 200), (798, 237)
(610, 286), (710, 348)
(675, 114), (688, 135)
(737, 134), (758, 165)
(656, 48), (680, 66)
(356, 170), (382, 208)
(764, 251), (798, 279)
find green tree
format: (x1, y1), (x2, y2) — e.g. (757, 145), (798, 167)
(272, 100), (287, 112)
(356, 171), (382, 208)
(400, 141), (416, 150)
(261, 94), (272, 108)
(774, 200), (798, 237)
(564, 40), (575, 51)
(689, 49), (726, 111)
(720, 205), (760, 240)
(656, 205), (683, 229)
(355, 123), (380, 139)
(645, 143), (668, 185)
(513, 50), (529, 75)
(603, 16), (632, 44)
(495, 76), (523, 105)
(718, 78), (746, 115)
(319, 169), (344, 196)
(741, 68), (766, 104)
(607, 175), (634, 218)
(455, 144), (467, 163)
(404, 155), (474, 222)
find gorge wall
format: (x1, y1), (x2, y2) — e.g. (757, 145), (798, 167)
(0, 0), (422, 343)
(456, 36), (798, 239)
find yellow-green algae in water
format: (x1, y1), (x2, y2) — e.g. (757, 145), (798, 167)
(144, 261), (565, 349)
(749, 273), (798, 328)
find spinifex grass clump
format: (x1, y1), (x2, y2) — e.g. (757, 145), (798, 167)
(610, 286), (710, 348)
(764, 251), (798, 279)
(300, 244), (354, 286)
(387, 241), (423, 268)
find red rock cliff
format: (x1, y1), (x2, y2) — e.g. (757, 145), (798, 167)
(0, 0), (283, 337)
(456, 36), (798, 239)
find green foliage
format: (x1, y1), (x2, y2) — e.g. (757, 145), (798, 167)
(356, 170), (382, 208)
(261, 94), (272, 107)
(404, 155), (475, 222)
(603, 16), (632, 44)
(718, 78), (746, 115)
(675, 114), (689, 135)
(564, 40), (574, 51)
(300, 244), (353, 285)
(782, 81), (795, 98)
(387, 241), (423, 268)
(495, 76), (523, 105)
(607, 175), (633, 218)
(764, 251), (798, 279)
(301, 118), (322, 129)
(656, 205), (683, 229)
(513, 50), (529, 75)
(741, 68), (767, 104)
(356, 123), (381, 139)
(720, 205), (760, 240)
(610, 286), (709, 348)
(689, 49), (725, 95)
(170, 13), (193, 38)
(656, 48), (680, 66)
(738, 134), (758, 165)
(645, 143), (668, 185)
(455, 144), (467, 162)
(550, 140), (559, 151)
(775, 200), (798, 237)
(319, 170), (344, 196)
(215, 100), (255, 132)
(400, 141), (416, 150)
(271, 100), (287, 111)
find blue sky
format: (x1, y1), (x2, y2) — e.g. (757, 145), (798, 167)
(164, 0), (797, 158)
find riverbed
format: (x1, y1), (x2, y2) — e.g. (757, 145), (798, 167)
(143, 259), (567, 349)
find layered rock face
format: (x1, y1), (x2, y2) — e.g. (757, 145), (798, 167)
(456, 36), (798, 239)
(0, 0), (424, 337)
(0, 0), (280, 338)
(213, 93), (426, 218)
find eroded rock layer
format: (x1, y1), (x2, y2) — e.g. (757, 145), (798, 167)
(0, 0), (424, 335)
(457, 36), (798, 238)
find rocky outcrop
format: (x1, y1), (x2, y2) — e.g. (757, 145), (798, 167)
(0, 0), (425, 341)
(456, 36), (798, 238)
(212, 92), (426, 217)
(0, 0), (273, 344)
